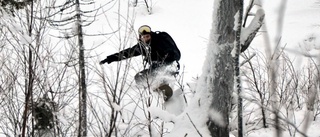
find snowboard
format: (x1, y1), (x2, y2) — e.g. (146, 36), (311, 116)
(156, 84), (173, 101)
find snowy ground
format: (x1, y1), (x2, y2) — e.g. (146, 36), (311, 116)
(92, 0), (320, 136)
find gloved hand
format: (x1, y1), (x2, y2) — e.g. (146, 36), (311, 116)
(99, 56), (117, 65)
(99, 59), (107, 65)
(99, 59), (111, 64)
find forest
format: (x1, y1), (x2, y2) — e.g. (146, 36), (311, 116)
(0, 0), (320, 137)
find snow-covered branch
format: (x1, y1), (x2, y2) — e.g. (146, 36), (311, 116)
(240, 8), (265, 52)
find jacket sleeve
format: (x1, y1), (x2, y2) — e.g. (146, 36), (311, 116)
(104, 44), (144, 63)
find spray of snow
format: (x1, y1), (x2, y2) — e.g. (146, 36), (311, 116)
(135, 62), (179, 90)
(148, 107), (176, 122)
(163, 89), (186, 116)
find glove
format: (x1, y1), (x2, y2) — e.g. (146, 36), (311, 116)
(99, 55), (117, 65)
(99, 59), (107, 65)
(99, 59), (112, 65)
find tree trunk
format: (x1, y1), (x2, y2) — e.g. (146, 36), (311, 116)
(21, 2), (34, 137)
(234, 1), (244, 137)
(75, 0), (87, 136)
(207, 0), (241, 136)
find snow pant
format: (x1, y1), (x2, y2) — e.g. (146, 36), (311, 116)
(134, 61), (179, 85)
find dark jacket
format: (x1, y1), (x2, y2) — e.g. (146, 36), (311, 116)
(101, 31), (180, 65)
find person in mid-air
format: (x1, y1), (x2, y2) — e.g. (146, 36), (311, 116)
(100, 25), (181, 100)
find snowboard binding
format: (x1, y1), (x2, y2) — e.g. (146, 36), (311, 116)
(156, 84), (173, 101)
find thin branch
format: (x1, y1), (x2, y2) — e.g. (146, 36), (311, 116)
(186, 113), (203, 137)
(240, 52), (256, 66)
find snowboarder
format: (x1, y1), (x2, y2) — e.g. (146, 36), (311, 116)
(99, 25), (181, 101)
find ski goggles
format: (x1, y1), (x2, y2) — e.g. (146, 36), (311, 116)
(138, 25), (151, 35)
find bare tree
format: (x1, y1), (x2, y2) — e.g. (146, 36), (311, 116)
(74, 0), (87, 136)
(0, 0), (86, 136)
(242, 52), (266, 127)
(45, 0), (102, 136)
